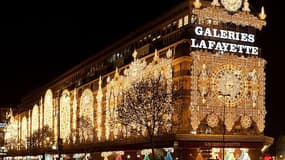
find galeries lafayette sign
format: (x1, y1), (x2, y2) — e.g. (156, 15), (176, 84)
(191, 26), (259, 55)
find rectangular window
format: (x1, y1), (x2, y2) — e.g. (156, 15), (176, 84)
(178, 18), (183, 28)
(184, 15), (189, 26)
(137, 44), (150, 58)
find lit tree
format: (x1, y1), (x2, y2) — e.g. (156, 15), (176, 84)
(4, 110), (18, 150)
(116, 72), (173, 159)
(77, 116), (94, 143)
(28, 125), (54, 149)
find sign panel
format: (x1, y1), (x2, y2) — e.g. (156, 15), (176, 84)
(191, 26), (259, 55)
(0, 123), (6, 128)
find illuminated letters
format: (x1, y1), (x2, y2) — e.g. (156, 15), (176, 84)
(191, 26), (258, 55)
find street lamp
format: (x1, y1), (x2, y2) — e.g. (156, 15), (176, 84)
(52, 144), (57, 150)
(51, 138), (62, 160)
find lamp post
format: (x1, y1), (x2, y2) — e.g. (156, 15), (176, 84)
(0, 127), (7, 160)
(57, 91), (62, 160)
(218, 93), (230, 160)
(58, 138), (62, 160)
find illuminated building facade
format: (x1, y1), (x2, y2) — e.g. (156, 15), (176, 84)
(4, 0), (273, 159)
(0, 107), (10, 159)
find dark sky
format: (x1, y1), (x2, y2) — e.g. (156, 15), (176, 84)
(0, 0), (182, 104)
(0, 0), (283, 142)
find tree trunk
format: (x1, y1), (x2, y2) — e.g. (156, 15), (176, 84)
(151, 135), (155, 160)
(147, 126), (155, 160)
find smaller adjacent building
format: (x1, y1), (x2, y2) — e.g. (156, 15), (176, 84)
(0, 107), (11, 159)
(275, 135), (285, 160)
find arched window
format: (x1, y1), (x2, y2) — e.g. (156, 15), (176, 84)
(79, 88), (94, 142)
(32, 104), (39, 133)
(21, 116), (27, 148)
(60, 89), (71, 143)
(44, 89), (53, 129)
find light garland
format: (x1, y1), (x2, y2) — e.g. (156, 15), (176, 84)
(60, 89), (71, 143)
(109, 79), (115, 139)
(72, 88), (77, 143)
(165, 49), (173, 132)
(27, 111), (31, 142)
(192, 7), (266, 30)
(105, 76), (111, 140)
(54, 96), (58, 140)
(105, 68), (121, 140)
(96, 76), (103, 141)
(112, 80), (119, 139)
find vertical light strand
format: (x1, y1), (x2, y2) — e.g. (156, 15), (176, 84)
(113, 69), (120, 139)
(54, 96), (58, 141)
(118, 82), (124, 137)
(105, 77), (111, 140)
(72, 88), (77, 143)
(165, 48), (173, 132)
(60, 90), (71, 143)
(39, 97), (43, 130)
(96, 76), (103, 141)
(113, 86), (119, 139)
(16, 116), (20, 150)
(108, 79), (115, 138)
(28, 111), (30, 144)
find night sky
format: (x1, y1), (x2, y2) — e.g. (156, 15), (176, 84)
(0, 0), (283, 144)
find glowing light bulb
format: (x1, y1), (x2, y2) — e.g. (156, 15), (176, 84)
(259, 6), (266, 20)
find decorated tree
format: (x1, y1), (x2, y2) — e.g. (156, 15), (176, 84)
(77, 116), (94, 143)
(28, 125), (54, 149)
(117, 72), (173, 159)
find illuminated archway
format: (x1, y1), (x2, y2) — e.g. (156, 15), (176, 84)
(79, 88), (94, 142)
(44, 89), (53, 129)
(60, 89), (71, 143)
(32, 104), (39, 133)
(21, 116), (27, 148)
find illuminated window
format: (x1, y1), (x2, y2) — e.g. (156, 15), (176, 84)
(60, 89), (71, 143)
(21, 116), (27, 148)
(32, 104), (39, 133)
(44, 89), (53, 129)
(184, 15), (189, 25)
(178, 18), (183, 28)
(79, 88), (94, 142)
